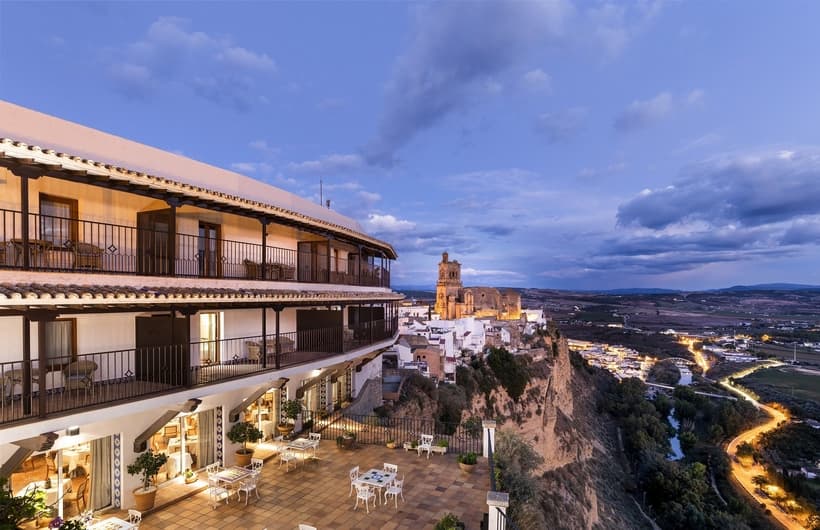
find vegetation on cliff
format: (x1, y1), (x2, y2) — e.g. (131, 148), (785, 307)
(602, 376), (774, 529)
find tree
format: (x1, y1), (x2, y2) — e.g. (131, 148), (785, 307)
(751, 475), (768, 488)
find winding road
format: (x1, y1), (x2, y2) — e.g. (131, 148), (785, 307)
(720, 362), (803, 530)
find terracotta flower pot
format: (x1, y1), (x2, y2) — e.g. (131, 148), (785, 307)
(235, 450), (253, 467)
(459, 462), (476, 473)
(133, 486), (158, 511)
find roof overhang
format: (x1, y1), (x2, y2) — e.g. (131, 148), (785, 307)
(0, 138), (397, 259)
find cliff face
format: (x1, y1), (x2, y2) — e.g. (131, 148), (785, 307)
(473, 333), (649, 530)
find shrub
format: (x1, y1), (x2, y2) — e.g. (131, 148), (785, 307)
(434, 513), (462, 530)
(458, 452), (477, 465)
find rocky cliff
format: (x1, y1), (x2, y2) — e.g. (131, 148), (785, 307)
(395, 327), (651, 529)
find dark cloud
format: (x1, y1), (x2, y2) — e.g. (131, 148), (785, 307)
(534, 107), (587, 143)
(475, 224), (516, 237)
(618, 150), (820, 229)
(781, 219), (820, 245)
(363, 1), (570, 166)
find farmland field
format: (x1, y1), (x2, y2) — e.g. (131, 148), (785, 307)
(739, 366), (820, 404)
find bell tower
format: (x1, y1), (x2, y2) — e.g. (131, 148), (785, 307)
(435, 251), (462, 318)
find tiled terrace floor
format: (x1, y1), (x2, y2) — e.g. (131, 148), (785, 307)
(126, 441), (489, 530)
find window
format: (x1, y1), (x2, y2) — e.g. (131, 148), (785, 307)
(44, 319), (77, 366)
(39, 194), (78, 247)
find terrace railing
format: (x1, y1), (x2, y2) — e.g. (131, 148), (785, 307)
(315, 411), (483, 454)
(0, 209), (390, 287)
(0, 319), (398, 426)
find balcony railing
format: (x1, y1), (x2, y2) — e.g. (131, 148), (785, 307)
(0, 209), (390, 287)
(0, 318), (398, 426)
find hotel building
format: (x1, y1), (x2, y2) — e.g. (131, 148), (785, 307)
(0, 102), (401, 515)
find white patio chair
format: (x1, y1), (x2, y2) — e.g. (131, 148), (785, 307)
(279, 450), (297, 472)
(308, 432), (321, 458)
(384, 475), (404, 509)
(237, 472), (260, 505)
(354, 483), (376, 513)
(348, 465), (360, 497)
(250, 457), (264, 471)
(383, 463), (398, 474)
(417, 434), (434, 459)
(127, 509), (142, 527)
(208, 477), (230, 509)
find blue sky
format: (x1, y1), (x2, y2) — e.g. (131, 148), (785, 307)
(3, 1), (820, 290)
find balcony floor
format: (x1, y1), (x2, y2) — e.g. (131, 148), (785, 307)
(128, 441), (489, 530)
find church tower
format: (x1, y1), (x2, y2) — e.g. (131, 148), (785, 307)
(435, 251), (462, 319)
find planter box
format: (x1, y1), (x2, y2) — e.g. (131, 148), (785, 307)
(403, 442), (417, 452)
(431, 445), (447, 455)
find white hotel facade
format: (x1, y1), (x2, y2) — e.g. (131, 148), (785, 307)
(0, 102), (401, 512)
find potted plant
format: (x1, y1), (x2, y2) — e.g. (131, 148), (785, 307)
(434, 512), (465, 530)
(433, 439), (449, 455)
(48, 517), (87, 530)
(127, 450), (168, 511)
(227, 421), (263, 467)
(336, 430), (356, 449)
(184, 468), (197, 484)
(277, 399), (302, 435)
(457, 452), (477, 473)
(386, 439), (397, 449)
(0, 477), (45, 529)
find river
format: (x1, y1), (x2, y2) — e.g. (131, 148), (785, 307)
(667, 408), (684, 460)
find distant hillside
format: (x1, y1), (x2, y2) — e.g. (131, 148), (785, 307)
(716, 283), (820, 292)
(585, 287), (681, 295)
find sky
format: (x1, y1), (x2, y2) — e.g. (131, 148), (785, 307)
(3, 1), (820, 291)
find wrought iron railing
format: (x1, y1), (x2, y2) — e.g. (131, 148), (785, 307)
(486, 434), (522, 530)
(313, 411), (483, 454)
(0, 209), (390, 287)
(0, 318), (398, 426)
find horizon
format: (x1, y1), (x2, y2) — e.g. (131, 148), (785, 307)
(2, 2), (820, 290)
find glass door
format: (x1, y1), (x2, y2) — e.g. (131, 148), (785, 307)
(197, 222), (220, 278)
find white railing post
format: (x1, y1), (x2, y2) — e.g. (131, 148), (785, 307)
(482, 419), (496, 458)
(487, 491), (509, 530)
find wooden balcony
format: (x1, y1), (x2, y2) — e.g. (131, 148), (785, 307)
(0, 319), (398, 427)
(0, 209), (391, 288)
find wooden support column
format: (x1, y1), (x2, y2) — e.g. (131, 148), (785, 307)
(357, 245), (363, 286)
(166, 199), (179, 276)
(274, 304), (284, 369)
(369, 303), (374, 343)
(21, 316), (32, 415)
(261, 307), (268, 369)
(20, 174), (30, 270)
(326, 236), (332, 283)
(36, 318), (48, 418)
(340, 304), (347, 353)
(181, 309), (193, 387)
(260, 218), (269, 281)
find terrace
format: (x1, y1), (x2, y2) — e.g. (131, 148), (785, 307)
(131, 441), (489, 530)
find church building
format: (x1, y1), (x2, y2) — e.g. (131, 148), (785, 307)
(433, 252), (521, 320)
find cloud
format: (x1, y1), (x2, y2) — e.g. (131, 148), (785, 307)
(462, 267), (524, 278)
(522, 68), (551, 91)
(287, 153), (365, 174)
(216, 46), (276, 72)
(535, 107), (587, 143)
(362, 1), (571, 166)
(230, 161), (273, 174)
(585, 0), (665, 57)
(363, 213), (416, 234)
(475, 224), (516, 237)
(686, 88), (705, 105)
(618, 148), (820, 229)
(106, 17), (276, 110)
(614, 90), (705, 132)
(614, 91), (672, 132)
(675, 132), (722, 154)
(249, 139), (280, 157)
